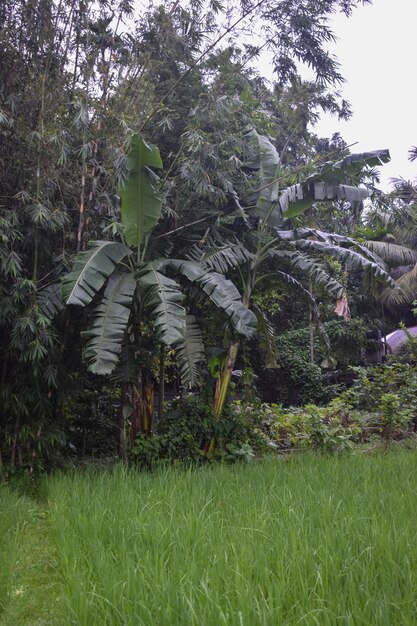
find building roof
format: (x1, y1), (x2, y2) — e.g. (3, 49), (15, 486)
(385, 326), (417, 354)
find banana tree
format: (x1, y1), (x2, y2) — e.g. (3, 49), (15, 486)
(354, 192), (417, 307)
(198, 129), (395, 451)
(62, 134), (257, 444)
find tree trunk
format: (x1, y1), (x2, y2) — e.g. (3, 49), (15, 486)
(309, 283), (315, 364)
(129, 372), (155, 447)
(117, 389), (127, 459)
(205, 341), (240, 457)
(158, 344), (165, 422)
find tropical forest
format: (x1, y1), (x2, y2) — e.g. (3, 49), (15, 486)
(2, 0), (417, 623)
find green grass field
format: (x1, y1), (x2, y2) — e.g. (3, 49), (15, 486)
(2, 451), (417, 625)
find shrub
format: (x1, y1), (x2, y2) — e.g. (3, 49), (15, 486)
(131, 394), (262, 468)
(342, 362), (417, 427)
(232, 399), (358, 454)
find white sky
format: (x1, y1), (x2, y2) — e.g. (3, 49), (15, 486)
(312, 0), (417, 190)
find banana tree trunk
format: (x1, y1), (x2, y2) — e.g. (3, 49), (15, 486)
(206, 273), (254, 457)
(158, 344), (165, 421)
(309, 281), (315, 364)
(117, 388), (127, 459)
(129, 373), (155, 447)
(206, 341), (240, 457)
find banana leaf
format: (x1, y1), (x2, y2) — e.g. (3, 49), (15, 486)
(120, 134), (163, 247)
(62, 240), (132, 306)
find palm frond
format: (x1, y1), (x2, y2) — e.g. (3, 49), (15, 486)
(381, 263), (417, 308)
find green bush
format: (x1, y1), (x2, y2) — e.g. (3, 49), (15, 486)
(131, 394), (261, 468)
(342, 362), (417, 427)
(232, 399), (358, 454)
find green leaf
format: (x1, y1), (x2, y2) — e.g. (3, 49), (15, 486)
(274, 229), (387, 267)
(381, 264), (417, 308)
(280, 183), (370, 219)
(186, 237), (253, 273)
(114, 337), (138, 384)
(176, 315), (206, 388)
(120, 134), (163, 247)
(278, 187), (312, 219)
(251, 304), (278, 368)
(165, 259), (257, 338)
(245, 131), (389, 225)
(62, 240), (131, 306)
(280, 150), (391, 218)
(290, 239), (397, 288)
(269, 250), (344, 297)
(365, 241), (417, 267)
(82, 271), (136, 375)
(38, 283), (63, 319)
(137, 263), (186, 347)
(244, 128), (281, 225)
(307, 150), (391, 185)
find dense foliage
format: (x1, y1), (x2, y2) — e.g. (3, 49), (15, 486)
(1, 0), (416, 473)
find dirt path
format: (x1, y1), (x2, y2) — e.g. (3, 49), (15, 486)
(0, 504), (65, 626)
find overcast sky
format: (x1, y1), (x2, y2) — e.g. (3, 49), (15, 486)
(312, 0), (416, 190)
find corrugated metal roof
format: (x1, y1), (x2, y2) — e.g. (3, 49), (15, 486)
(385, 326), (417, 354)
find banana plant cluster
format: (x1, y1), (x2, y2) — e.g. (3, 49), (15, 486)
(62, 130), (396, 451)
